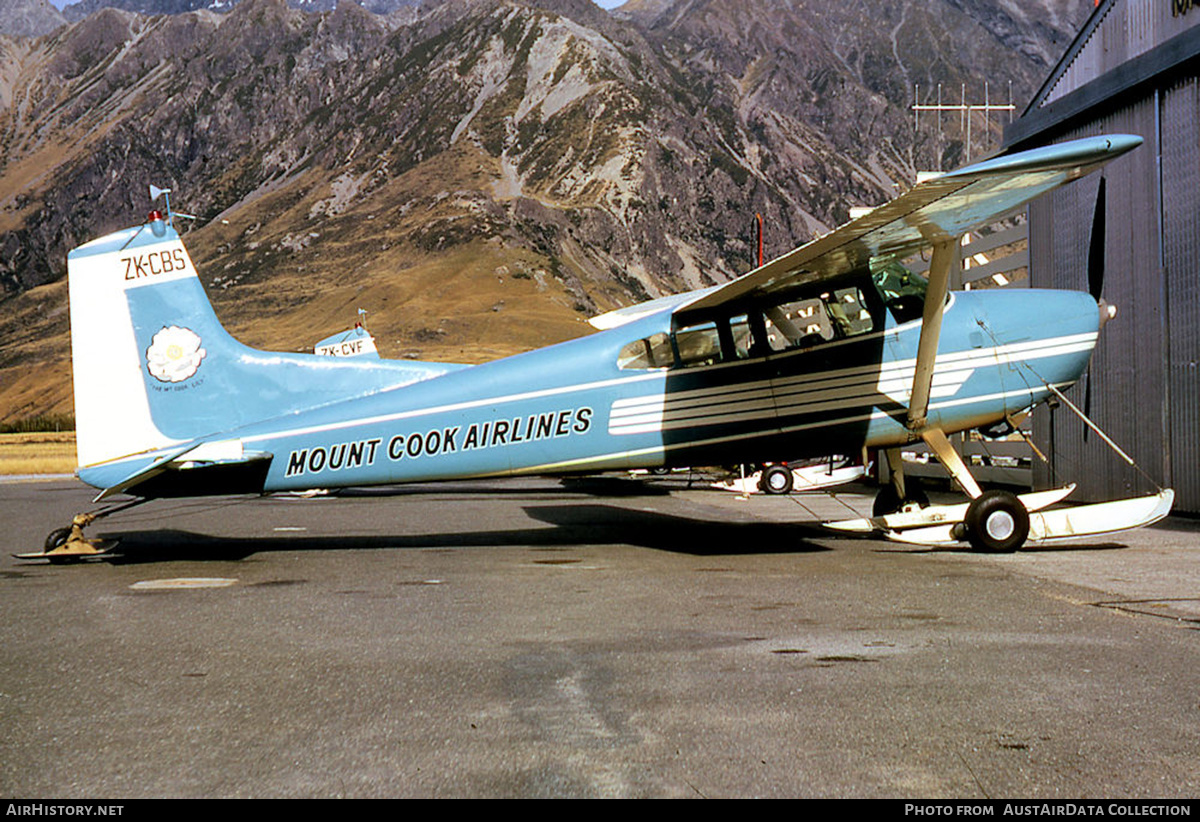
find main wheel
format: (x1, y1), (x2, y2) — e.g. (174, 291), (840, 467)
(963, 490), (1030, 553)
(759, 464), (794, 495)
(872, 481), (929, 516)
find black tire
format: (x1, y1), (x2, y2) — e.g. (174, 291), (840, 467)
(759, 464), (794, 495)
(872, 481), (929, 516)
(964, 490), (1030, 553)
(44, 527), (72, 553)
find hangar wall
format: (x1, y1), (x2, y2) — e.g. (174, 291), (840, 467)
(1160, 74), (1200, 511)
(1006, 0), (1200, 513)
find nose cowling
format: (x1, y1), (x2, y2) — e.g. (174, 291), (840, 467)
(960, 287), (1102, 397)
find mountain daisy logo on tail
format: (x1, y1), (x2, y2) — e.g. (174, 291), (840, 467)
(146, 325), (206, 383)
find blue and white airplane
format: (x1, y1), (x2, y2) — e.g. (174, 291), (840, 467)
(26, 134), (1174, 561)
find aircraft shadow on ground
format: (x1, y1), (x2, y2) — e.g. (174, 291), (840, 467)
(314, 477), (675, 499)
(94, 503), (832, 565)
(900, 539), (1129, 556)
(1009, 541), (1127, 553)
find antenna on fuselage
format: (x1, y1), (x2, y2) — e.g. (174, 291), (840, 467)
(148, 185), (197, 226)
(149, 185), (172, 224)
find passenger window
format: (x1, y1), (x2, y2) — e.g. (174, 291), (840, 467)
(763, 287), (877, 352)
(764, 298), (833, 352)
(674, 321), (722, 368)
(616, 314), (771, 370)
(729, 315), (753, 360)
(617, 332), (674, 369)
(828, 287), (875, 336)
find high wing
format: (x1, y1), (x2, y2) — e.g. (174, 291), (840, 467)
(591, 134), (1141, 331)
(679, 134), (1140, 318)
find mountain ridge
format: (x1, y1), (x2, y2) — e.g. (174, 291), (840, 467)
(0, 0), (1089, 424)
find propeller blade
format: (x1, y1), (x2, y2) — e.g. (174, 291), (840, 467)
(1083, 177), (1107, 442)
(1087, 178), (1106, 300)
(1082, 367), (1091, 443)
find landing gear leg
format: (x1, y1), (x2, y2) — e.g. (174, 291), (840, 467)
(24, 512), (113, 563)
(874, 448), (929, 516)
(921, 429), (982, 499)
(920, 428), (1030, 552)
(15, 498), (146, 562)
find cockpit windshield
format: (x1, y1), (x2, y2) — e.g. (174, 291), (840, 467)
(870, 259), (928, 324)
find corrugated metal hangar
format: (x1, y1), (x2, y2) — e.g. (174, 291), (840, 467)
(1005, 0), (1200, 514)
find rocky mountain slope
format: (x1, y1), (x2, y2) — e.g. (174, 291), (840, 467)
(55, 0), (420, 22)
(0, 0), (67, 38)
(0, 0), (1090, 424)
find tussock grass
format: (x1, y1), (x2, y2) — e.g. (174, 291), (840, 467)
(0, 433), (77, 475)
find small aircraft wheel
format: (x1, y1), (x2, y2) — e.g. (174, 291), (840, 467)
(872, 482), (929, 516)
(963, 490), (1030, 553)
(759, 464), (794, 495)
(44, 527), (72, 553)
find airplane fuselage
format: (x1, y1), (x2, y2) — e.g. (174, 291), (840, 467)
(77, 268), (1100, 497)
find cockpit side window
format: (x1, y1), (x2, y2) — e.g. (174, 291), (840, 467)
(828, 286), (875, 336)
(614, 287), (878, 370)
(870, 260), (928, 324)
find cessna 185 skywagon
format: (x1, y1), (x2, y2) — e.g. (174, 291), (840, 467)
(22, 134), (1174, 561)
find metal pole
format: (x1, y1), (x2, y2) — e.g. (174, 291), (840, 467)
(756, 213), (763, 267)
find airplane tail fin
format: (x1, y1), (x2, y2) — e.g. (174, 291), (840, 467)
(69, 214), (214, 468)
(68, 213), (461, 473)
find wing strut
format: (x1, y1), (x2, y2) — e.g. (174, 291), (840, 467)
(921, 428), (982, 499)
(906, 239), (957, 431)
(903, 238), (985, 500)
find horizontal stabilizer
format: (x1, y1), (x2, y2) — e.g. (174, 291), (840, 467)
(96, 440), (273, 501)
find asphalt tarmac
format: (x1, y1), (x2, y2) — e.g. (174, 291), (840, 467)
(1, 474), (1198, 798)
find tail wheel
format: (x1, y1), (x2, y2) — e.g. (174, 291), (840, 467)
(44, 527), (73, 552)
(964, 490), (1030, 553)
(759, 464), (794, 495)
